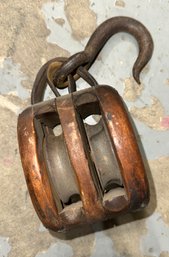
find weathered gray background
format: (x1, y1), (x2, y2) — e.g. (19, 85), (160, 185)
(0, 0), (169, 256)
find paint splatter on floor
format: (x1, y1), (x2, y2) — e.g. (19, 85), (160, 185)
(0, 237), (11, 257)
(115, 0), (126, 8)
(123, 77), (144, 101)
(130, 97), (168, 130)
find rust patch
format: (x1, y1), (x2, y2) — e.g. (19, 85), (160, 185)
(130, 97), (168, 130)
(123, 77), (144, 102)
(64, 0), (97, 40)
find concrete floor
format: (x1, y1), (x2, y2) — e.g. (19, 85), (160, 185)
(0, 0), (169, 256)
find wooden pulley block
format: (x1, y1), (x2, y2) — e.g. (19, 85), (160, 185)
(17, 16), (153, 232)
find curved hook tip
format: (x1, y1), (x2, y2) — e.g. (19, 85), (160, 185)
(133, 71), (141, 85)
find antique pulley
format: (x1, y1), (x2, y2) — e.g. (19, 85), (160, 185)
(17, 17), (153, 231)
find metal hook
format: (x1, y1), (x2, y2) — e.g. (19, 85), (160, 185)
(53, 16), (153, 87)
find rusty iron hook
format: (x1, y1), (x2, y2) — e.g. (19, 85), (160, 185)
(53, 16), (153, 87)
